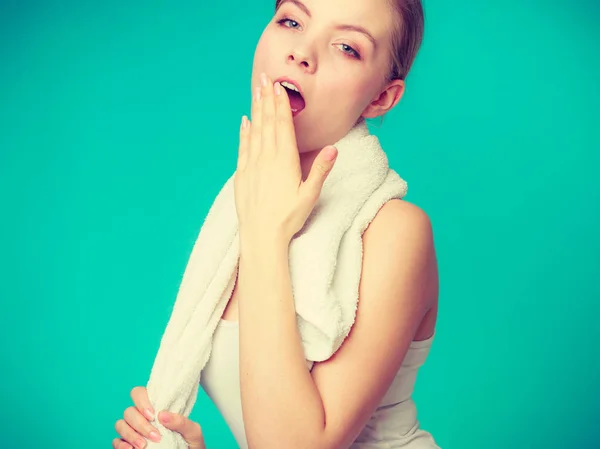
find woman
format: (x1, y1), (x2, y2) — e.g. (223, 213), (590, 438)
(114, 0), (439, 447)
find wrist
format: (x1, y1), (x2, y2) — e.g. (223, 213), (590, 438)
(239, 227), (291, 254)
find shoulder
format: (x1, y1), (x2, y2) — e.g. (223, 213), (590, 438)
(360, 198), (438, 322)
(365, 198), (433, 238)
(363, 198), (435, 268)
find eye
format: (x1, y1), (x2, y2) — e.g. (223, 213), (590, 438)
(276, 15), (361, 60)
(277, 17), (302, 30)
(336, 43), (361, 59)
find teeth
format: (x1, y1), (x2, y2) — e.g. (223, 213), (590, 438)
(280, 81), (300, 93)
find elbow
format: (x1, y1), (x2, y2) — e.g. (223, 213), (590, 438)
(248, 440), (326, 449)
(246, 423), (328, 449)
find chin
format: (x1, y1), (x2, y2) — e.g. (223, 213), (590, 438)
(291, 115), (314, 152)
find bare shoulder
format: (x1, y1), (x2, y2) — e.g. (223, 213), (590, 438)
(363, 198), (436, 272)
(365, 198), (433, 239)
(361, 198), (438, 320)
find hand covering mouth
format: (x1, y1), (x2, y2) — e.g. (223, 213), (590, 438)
(276, 78), (306, 116)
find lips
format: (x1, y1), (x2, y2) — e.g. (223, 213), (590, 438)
(274, 76), (306, 117)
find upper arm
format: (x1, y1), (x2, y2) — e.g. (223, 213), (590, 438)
(309, 199), (438, 449)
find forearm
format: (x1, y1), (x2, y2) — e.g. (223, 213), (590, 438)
(237, 235), (326, 449)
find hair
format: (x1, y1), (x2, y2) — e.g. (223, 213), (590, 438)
(274, 0), (424, 82)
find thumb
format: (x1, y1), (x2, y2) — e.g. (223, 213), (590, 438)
(159, 410), (206, 448)
(304, 145), (338, 196)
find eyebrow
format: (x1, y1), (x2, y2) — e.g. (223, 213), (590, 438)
(279, 0), (377, 48)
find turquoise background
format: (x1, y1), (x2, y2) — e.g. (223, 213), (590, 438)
(1, 0), (599, 448)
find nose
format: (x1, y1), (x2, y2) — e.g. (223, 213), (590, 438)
(287, 47), (317, 74)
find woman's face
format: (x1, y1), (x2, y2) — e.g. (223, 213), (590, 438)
(251, 0), (405, 153)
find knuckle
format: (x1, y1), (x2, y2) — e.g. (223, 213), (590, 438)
(315, 162), (328, 175)
(277, 97), (289, 110)
(186, 421), (205, 448)
(123, 406), (137, 422)
(176, 413), (187, 426)
(276, 115), (288, 126)
(130, 386), (143, 401)
(191, 421), (203, 436)
(115, 419), (125, 434)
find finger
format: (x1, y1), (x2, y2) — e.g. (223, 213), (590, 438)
(130, 386), (155, 421)
(248, 82), (263, 164)
(303, 145), (338, 200)
(115, 418), (147, 449)
(237, 115), (251, 171)
(112, 438), (133, 449)
(159, 410), (206, 448)
(260, 73), (277, 157)
(274, 81), (299, 159)
(123, 405), (162, 444)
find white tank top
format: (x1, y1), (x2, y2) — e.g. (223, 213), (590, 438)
(200, 319), (440, 448)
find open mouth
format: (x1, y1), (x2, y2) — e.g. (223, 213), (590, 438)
(277, 79), (306, 117)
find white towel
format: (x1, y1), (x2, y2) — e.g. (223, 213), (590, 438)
(144, 121), (408, 448)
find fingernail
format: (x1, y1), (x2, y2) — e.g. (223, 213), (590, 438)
(324, 147), (337, 161)
(260, 73), (268, 87)
(161, 412), (171, 423)
(274, 82), (282, 96)
(254, 86), (261, 101)
(135, 438), (146, 449)
(149, 431), (161, 442)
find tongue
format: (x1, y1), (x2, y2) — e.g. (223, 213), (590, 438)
(287, 90), (306, 113)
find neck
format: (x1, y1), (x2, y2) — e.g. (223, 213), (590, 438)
(299, 148), (322, 181)
(297, 120), (368, 181)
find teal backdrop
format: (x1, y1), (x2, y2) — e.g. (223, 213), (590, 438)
(1, 1), (598, 448)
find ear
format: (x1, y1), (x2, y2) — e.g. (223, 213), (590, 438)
(361, 79), (405, 119)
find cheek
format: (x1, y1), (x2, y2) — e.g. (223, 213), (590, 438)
(253, 30), (279, 70)
(351, 75), (381, 110)
(323, 77), (373, 113)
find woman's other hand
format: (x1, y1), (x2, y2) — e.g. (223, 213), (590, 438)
(113, 386), (206, 449)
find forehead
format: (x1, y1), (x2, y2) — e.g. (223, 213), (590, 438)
(279, 0), (395, 41)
